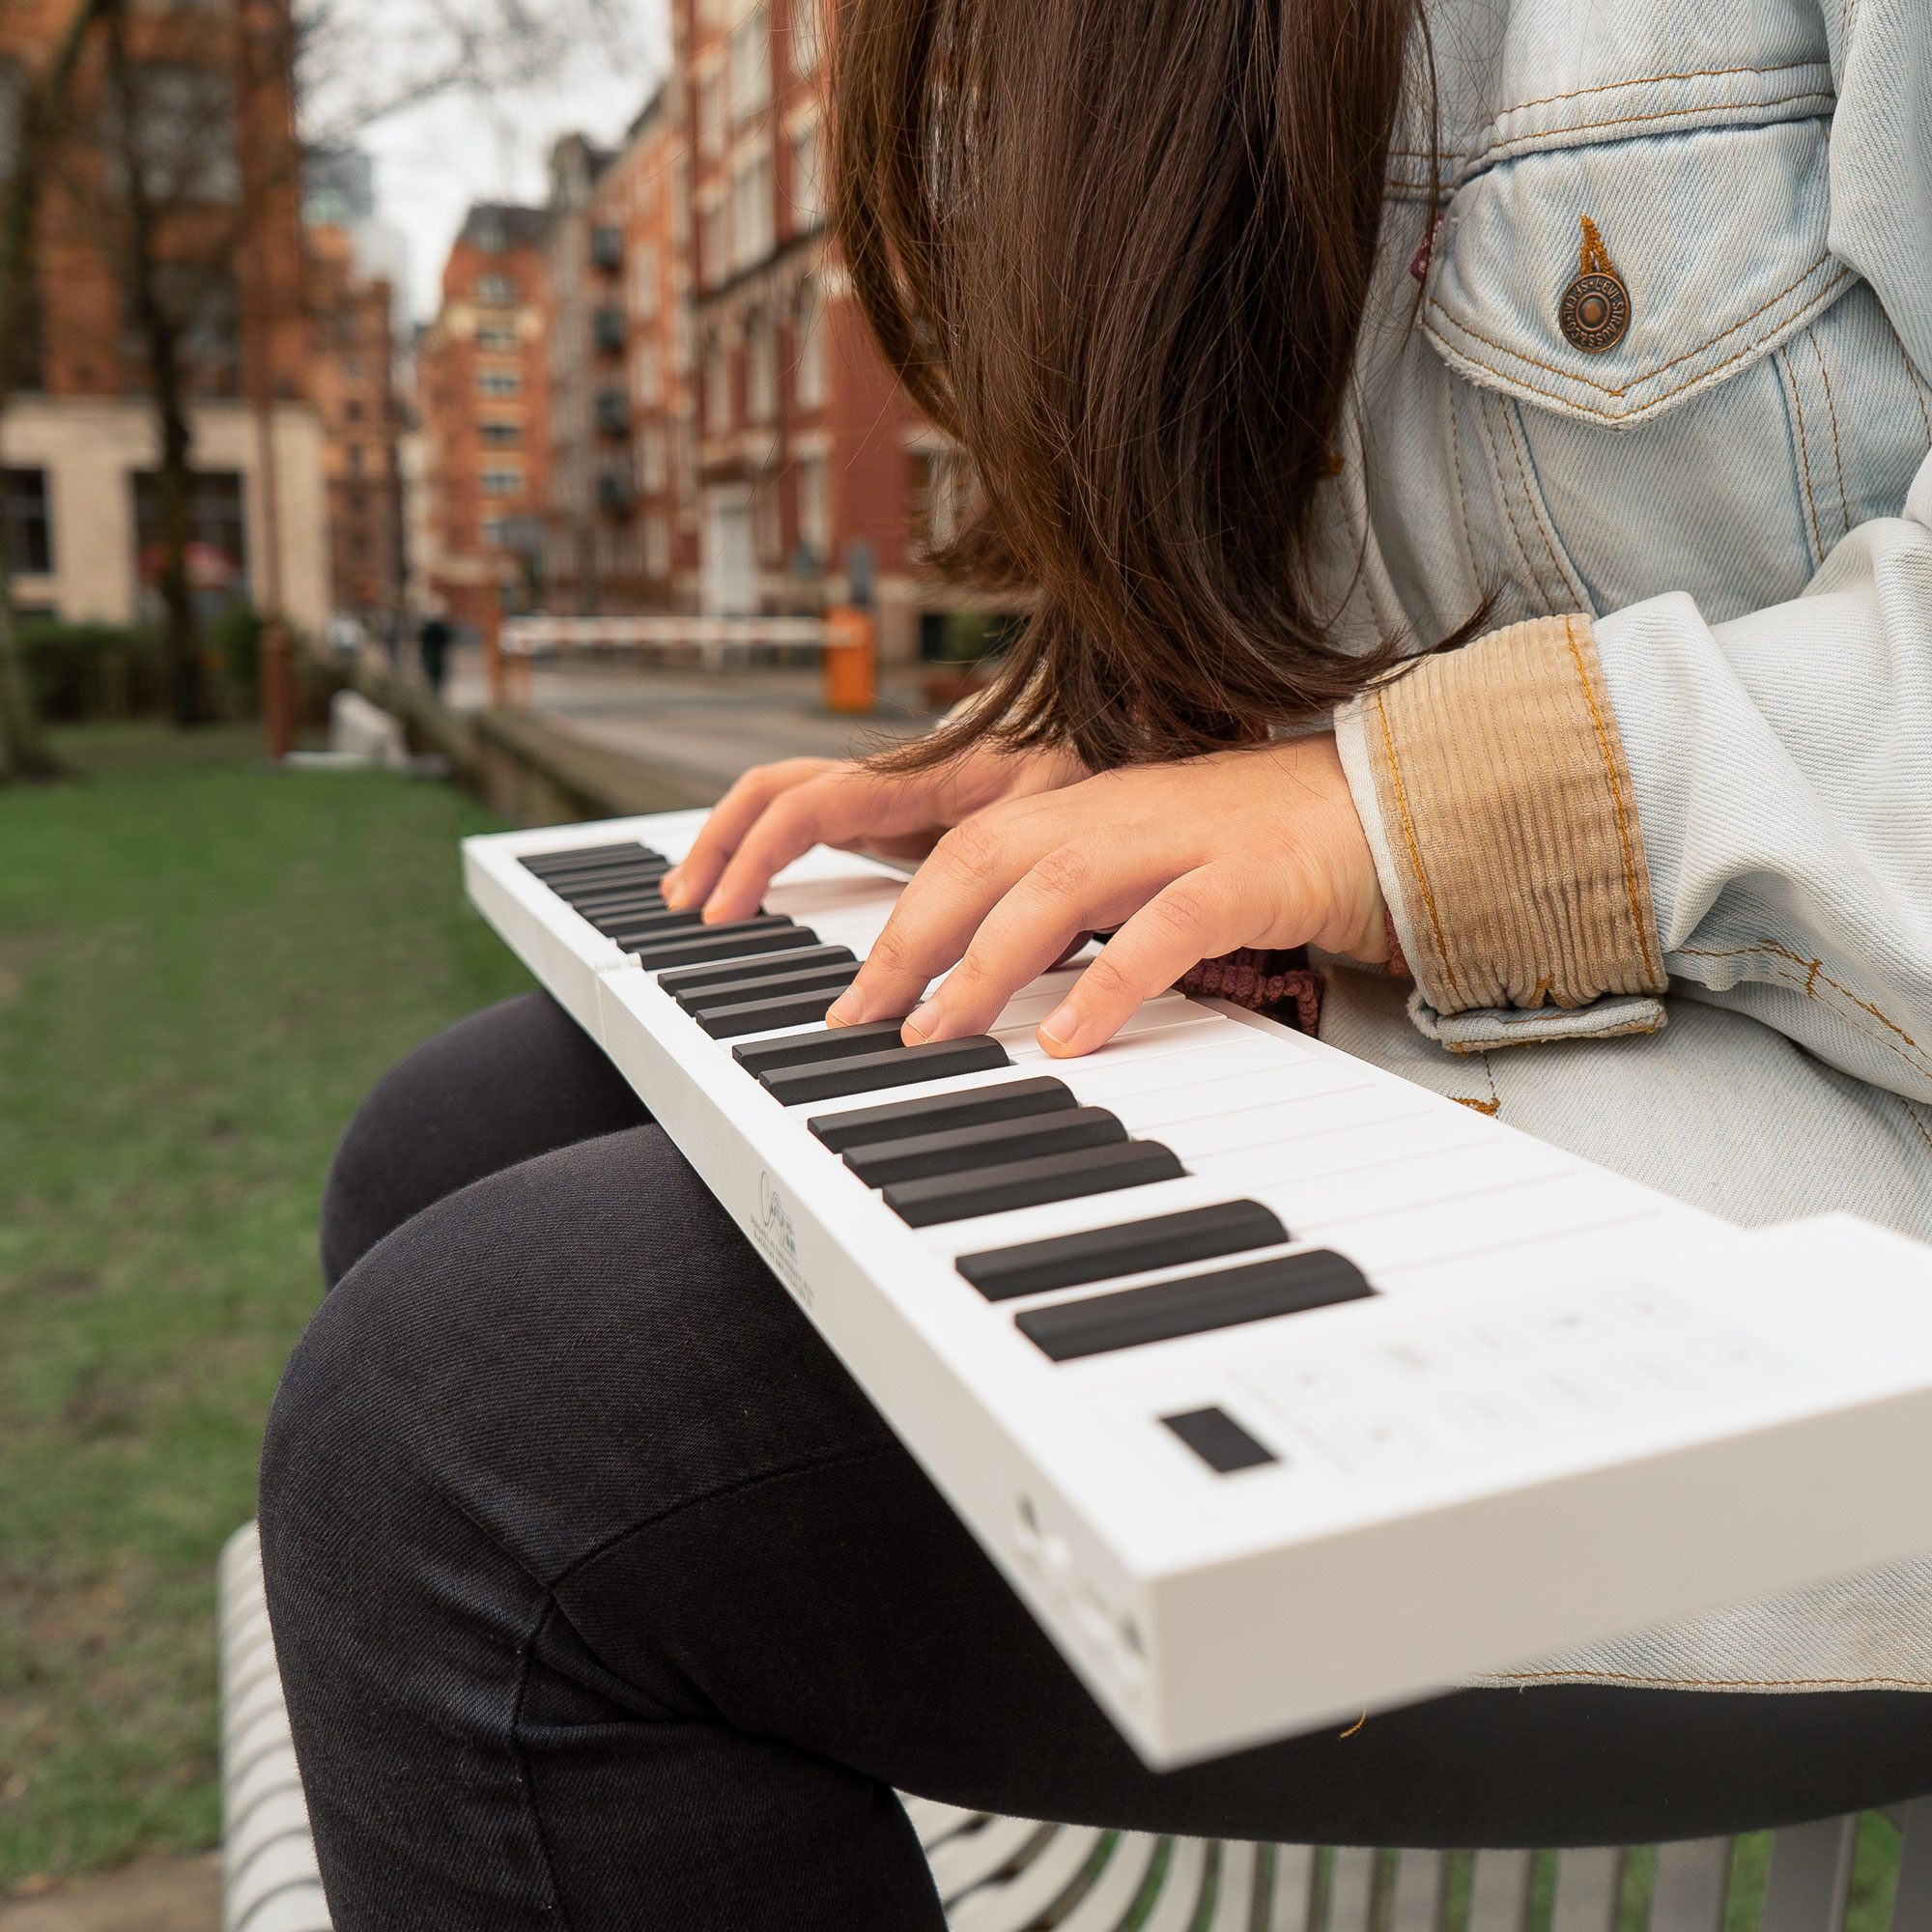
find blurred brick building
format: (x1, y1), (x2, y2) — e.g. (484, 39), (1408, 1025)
(542, 88), (696, 614)
(679, 0), (950, 658)
(415, 204), (553, 638)
(0, 0), (327, 631)
(304, 221), (403, 633)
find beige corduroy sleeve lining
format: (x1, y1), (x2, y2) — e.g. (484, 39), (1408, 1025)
(1352, 613), (1667, 1018)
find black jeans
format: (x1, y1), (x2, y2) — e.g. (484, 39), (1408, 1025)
(260, 991), (1932, 1930)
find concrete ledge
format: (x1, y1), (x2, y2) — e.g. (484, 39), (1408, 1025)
(343, 659), (723, 826)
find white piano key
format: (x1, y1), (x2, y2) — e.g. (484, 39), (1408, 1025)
(1160, 1087), (1447, 1161)
(1108, 1058), (1373, 1133)
(1310, 1172), (1662, 1276)
(1054, 1035), (1312, 1104)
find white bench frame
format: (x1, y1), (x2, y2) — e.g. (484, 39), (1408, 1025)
(217, 1524), (1932, 1932)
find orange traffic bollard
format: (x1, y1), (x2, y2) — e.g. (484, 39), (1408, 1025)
(821, 606), (877, 715)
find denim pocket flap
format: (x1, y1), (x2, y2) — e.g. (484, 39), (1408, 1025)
(1422, 117), (1853, 430)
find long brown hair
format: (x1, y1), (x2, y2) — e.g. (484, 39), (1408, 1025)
(835, 0), (1427, 771)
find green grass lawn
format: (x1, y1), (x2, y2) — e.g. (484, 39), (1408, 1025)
(0, 721), (532, 1884)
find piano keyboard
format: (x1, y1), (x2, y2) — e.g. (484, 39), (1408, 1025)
(467, 810), (1932, 1768)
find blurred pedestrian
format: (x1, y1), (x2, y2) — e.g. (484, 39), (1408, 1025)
(417, 613), (452, 698)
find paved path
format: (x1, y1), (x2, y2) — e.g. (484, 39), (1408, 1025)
(439, 647), (939, 797)
(1, 1855), (217, 1931)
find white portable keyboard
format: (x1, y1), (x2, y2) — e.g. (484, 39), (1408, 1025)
(465, 810), (1932, 1767)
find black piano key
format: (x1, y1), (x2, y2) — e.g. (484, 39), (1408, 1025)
(696, 988), (864, 1037)
(557, 879), (672, 909)
(1014, 1249), (1374, 1362)
(883, 1139), (1182, 1228)
(1161, 1406), (1279, 1474)
(570, 887), (673, 914)
(762, 1037), (1010, 1106)
(732, 1019), (909, 1075)
(955, 1199), (1289, 1301)
(844, 1107), (1125, 1187)
(671, 960), (860, 1014)
(521, 841), (661, 874)
(593, 909), (708, 939)
(656, 944), (857, 997)
(808, 1077), (1078, 1154)
(628, 923), (816, 971)
(544, 859), (671, 890)
(558, 878), (672, 907)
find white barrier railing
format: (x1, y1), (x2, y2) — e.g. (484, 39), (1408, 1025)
(498, 613), (828, 673)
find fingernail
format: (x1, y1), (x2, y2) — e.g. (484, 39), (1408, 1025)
(700, 895), (727, 923)
(902, 1001), (939, 1044)
(1038, 1002), (1082, 1053)
(826, 988), (865, 1026)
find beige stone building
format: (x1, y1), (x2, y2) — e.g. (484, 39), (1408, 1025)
(0, 395), (328, 633)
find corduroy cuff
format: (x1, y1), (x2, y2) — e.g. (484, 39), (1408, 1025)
(1336, 613), (1667, 1025)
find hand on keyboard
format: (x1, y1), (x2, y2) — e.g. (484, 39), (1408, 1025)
(822, 736), (1390, 1057)
(663, 745), (1086, 923)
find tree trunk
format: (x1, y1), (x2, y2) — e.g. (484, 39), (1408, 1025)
(0, 0), (112, 780)
(107, 0), (208, 728)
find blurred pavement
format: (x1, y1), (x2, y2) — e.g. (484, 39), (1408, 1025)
(439, 645), (938, 795)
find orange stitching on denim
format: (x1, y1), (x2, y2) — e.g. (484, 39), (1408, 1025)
(1472, 90), (1834, 163)
(1778, 347), (1826, 566)
(1384, 61), (1829, 161)
(1474, 394), (1553, 609)
(1429, 253), (1844, 402)
(1480, 60), (1823, 122)
(1479, 1667), (1932, 1690)
(1810, 329), (1852, 543)
(1387, 87), (1836, 167)
(1448, 390), (1477, 587)
(1673, 940), (1931, 1075)
(1902, 1102), (1932, 1166)
(1373, 687), (1461, 1002)
(1501, 404), (1577, 610)
(1562, 615), (1661, 986)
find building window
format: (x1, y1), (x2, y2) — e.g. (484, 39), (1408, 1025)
(745, 307), (776, 423)
(796, 453), (829, 565)
(482, 517), (506, 548)
(730, 150), (774, 271)
(132, 469), (246, 583)
(590, 224), (623, 270)
(633, 242), (659, 320)
(639, 426), (668, 493)
(698, 195), (727, 289)
(347, 444), (364, 474)
(4, 468), (51, 574)
(643, 512), (670, 579)
(790, 0), (821, 73)
(753, 475), (782, 566)
(474, 274), (516, 303)
(477, 369), (522, 396)
(480, 420), (521, 445)
(697, 69), (725, 158)
(342, 354), (363, 377)
(728, 4), (771, 123)
(635, 339), (661, 407)
(475, 323), (519, 351)
(703, 332), (729, 433)
(481, 468), (524, 496)
(343, 399), (363, 422)
(794, 277), (826, 409)
(788, 123), (823, 229)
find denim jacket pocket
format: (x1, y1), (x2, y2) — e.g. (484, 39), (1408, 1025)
(1424, 115), (1854, 431)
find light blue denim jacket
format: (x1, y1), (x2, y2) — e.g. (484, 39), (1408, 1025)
(1317, 0), (1932, 1691)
